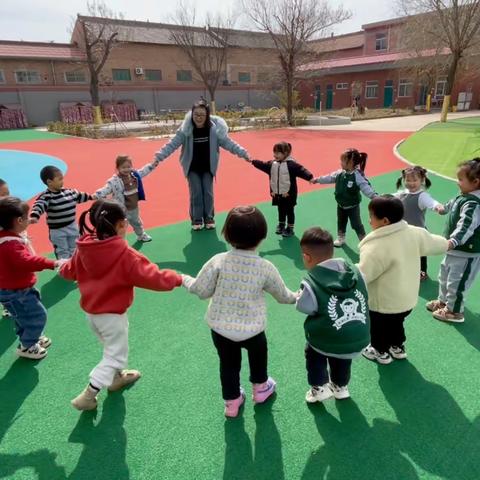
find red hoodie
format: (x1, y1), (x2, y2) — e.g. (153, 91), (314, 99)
(0, 231), (55, 289)
(59, 234), (182, 314)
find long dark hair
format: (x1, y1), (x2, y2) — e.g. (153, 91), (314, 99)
(191, 100), (211, 129)
(396, 166), (432, 190)
(343, 148), (368, 173)
(79, 200), (127, 240)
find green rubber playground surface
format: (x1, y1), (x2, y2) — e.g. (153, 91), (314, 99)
(399, 116), (480, 179)
(1, 171), (479, 480)
(0, 129), (65, 143)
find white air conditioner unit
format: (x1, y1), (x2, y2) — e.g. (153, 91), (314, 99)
(135, 67), (144, 75)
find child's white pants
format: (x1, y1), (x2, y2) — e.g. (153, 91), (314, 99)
(87, 313), (129, 389)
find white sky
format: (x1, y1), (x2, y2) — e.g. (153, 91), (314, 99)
(0, 0), (398, 43)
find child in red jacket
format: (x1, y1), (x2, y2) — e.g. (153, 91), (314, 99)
(59, 199), (182, 411)
(0, 197), (63, 359)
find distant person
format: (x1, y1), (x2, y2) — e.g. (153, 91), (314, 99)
(96, 154), (160, 243)
(182, 206), (296, 417)
(296, 227), (370, 403)
(153, 100), (250, 230)
(29, 166), (93, 259)
(248, 141), (314, 237)
(427, 158), (480, 323)
(394, 166), (445, 280)
(311, 148), (376, 247)
(59, 200), (182, 411)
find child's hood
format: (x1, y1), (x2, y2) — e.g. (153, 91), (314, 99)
(307, 258), (360, 295)
(75, 234), (129, 277)
(179, 111), (229, 139)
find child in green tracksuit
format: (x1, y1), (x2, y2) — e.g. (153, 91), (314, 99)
(312, 148), (376, 247)
(426, 158), (480, 323)
(296, 227), (370, 403)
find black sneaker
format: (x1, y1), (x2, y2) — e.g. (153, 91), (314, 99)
(275, 223), (285, 235)
(282, 226), (294, 237)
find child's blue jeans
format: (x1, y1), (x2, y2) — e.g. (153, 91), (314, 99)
(0, 288), (47, 348)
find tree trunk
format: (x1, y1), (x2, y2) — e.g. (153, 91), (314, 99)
(441, 53), (460, 123)
(209, 88), (216, 115)
(89, 74), (102, 125)
(286, 76), (293, 126)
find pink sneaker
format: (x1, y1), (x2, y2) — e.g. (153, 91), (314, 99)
(224, 388), (245, 418)
(252, 377), (276, 404)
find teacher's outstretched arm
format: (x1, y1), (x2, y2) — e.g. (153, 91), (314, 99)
(153, 130), (186, 164)
(218, 135), (249, 161)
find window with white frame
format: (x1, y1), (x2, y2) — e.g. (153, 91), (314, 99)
(375, 33), (388, 51)
(435, 77), (447, 97)
(15, 70), (42, 84)
(64, 70), (87, 83)
(398, 78), (413, 97)
(336, 82), (349, 90)
(0, 70), (5, 84)
(365, 80), (379, 98)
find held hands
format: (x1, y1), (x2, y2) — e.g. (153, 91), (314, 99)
(309, 177), (318, 184)
(54, 258), (69, 270)
(435, 204), (446, 214)
(447, 240), (455, 251)
(28, 217), (38, 225)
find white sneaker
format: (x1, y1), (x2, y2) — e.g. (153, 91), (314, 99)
(137, 233), (152, 242)
(333, 236), (345, 247)
(305, 384), (333, 403)
(16, 342), (47, 360)
(38, 335), (52, 349)
(205, 221), (216, 230)
(191, 224), (203, 231)
(389, 345), (407, 359)
(330, 382), (350, 400)
(362, 345), (393, 365)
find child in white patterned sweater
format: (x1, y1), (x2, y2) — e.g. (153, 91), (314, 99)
(182, 205), (297, 417)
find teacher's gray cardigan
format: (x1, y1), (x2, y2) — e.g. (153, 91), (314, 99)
(154, 112), (249, 176)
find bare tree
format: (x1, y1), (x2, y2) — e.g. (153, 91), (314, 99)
(395, 17), (449, 109)
(72, 1), (124, 124)
(241, 0), (350, 125)
(398, 0), (480, 122)
(169, 2), (234, 114)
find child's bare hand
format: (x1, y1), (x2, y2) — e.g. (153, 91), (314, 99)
(435, 205), (445, 214)
(309, 178), (317, 184)
(28, 217), (38, 224)
(54, 259), (69, 270)
(447, 240), (455, 250)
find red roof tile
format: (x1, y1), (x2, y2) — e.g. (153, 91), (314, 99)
(0, 42), (86, 60)
(300, 49), (448, 72)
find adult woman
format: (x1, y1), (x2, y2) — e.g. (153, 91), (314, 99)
(154, 101), (250, 230)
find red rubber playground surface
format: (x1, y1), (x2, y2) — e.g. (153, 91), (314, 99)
(2, 129), (407, 253)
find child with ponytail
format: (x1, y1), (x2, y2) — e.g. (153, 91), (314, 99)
(311, 148), (376, 247)
(59, 199), (182, 411)
(394, 166), (444, 280)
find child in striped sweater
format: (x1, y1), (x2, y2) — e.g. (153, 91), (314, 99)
(29, 166), (93, 259)
(182, 205), (297, 417)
